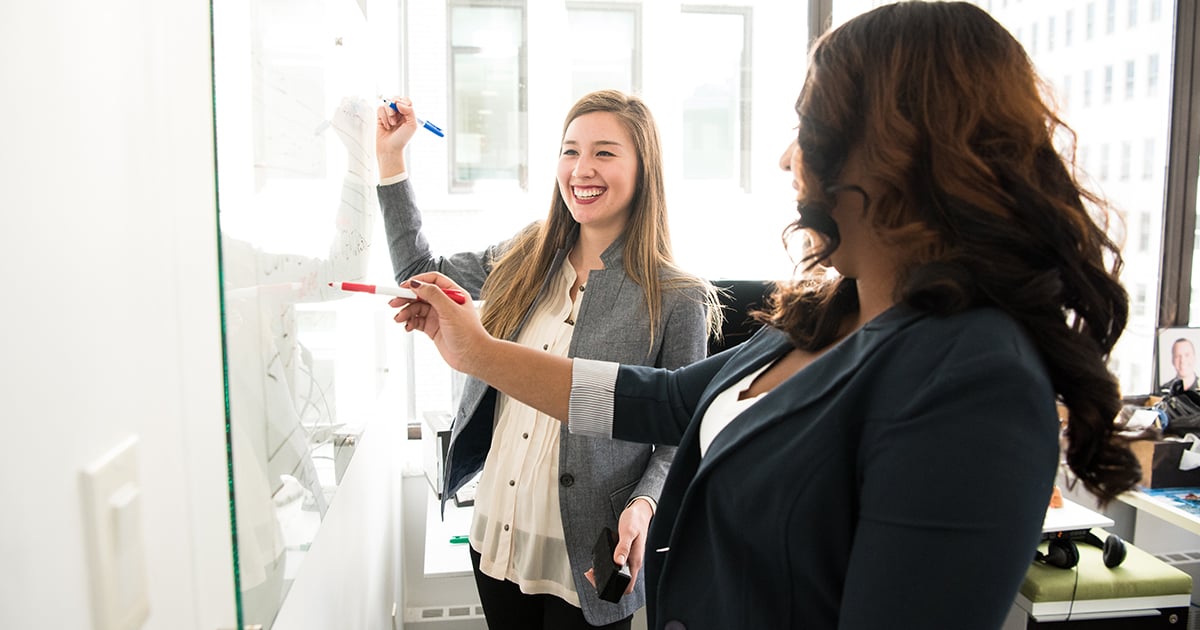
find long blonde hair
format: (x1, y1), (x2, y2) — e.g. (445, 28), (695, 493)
(479, 90), (719, 346)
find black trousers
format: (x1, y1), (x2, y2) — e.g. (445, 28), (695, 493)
(469, 547), (633, 630)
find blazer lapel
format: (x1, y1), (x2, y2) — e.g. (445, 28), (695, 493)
(649, 329), (790, 534)
(694, 306), (922, 475)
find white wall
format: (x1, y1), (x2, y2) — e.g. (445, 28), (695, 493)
(0, 1), (237, 629)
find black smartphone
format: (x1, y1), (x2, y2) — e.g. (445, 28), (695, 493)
(591, 526), (632, 602)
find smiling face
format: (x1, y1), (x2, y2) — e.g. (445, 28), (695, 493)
(557, 111), (639, 235)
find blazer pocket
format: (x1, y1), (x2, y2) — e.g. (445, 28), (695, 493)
(608, 479), (640, 521)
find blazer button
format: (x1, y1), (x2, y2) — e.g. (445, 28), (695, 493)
(664, 622), (686, 630)
(559, 473), (574, 487)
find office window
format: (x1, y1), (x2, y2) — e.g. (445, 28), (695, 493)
(1030, 22), (1039, 55)
(997, 0), (1176, 393)
(1129, 0), (1139, 27)
(1194, 216), (1200, 318)
(566, 3), (640, 100)
(1021, 0), (1177, 393)
(1125, 59), (1136, 100)
(449, 2), (528, 192)
(398, 0), (1185, 394)
(678, 8), (751, 190)
(405, 0), (811, 282)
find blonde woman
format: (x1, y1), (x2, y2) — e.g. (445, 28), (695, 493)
(376, 90), (718, 629)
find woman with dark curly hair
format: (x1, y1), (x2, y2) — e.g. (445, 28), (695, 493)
(388, 2), (1140, 627)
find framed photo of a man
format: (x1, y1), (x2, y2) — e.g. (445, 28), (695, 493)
(1157, 328), (1200, 393)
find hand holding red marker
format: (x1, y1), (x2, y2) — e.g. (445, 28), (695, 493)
(329, 281), (468, 304)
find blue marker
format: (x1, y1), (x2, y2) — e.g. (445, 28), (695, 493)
(383, 99), (445, 138)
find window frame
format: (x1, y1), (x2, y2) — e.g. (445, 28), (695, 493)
(679, 4), (754, 192)
(1158, 0), (1200, 326)
(446, 0), (530, 193)
(564, 1), (644, 99)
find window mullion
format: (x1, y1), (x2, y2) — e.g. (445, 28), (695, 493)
(1159, 0), (1200, 326)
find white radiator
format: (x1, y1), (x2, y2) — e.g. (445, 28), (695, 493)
(1154, 549), (1200, 607)
(403, 604), (486, 629)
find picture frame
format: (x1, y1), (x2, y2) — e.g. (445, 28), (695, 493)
(1155, 327), (1200, 392)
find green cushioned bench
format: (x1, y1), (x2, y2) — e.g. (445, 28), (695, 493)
(1011, 529), (1191, 628)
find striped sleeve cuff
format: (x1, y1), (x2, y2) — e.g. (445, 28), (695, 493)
(627, 495), (658, 516)
(569, 358), (619, 438)
(379, 171), (410, 186)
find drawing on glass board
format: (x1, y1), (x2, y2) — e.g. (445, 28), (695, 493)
(222, 94), (377, 627)
(213, 0), (384, 625)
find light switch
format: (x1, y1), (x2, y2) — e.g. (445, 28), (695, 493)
(81, 435), (150, 630)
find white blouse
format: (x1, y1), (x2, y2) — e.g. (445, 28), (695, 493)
(697, 362), (771, 457)
(469, 260), (582, 604)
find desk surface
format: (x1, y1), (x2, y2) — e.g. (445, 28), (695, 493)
(424, 493), (1114, 575)
(1119, 489), (1200, 537)
(1043, 497), (1113, 533)
(424, 490), (474, 577)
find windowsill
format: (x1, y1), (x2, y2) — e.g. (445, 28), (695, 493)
(424, 489), (475, 577)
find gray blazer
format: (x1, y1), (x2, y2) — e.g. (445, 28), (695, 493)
(378, 180), (710, 625)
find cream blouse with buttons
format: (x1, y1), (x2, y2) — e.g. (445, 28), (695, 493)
(469, 258), (582, 604)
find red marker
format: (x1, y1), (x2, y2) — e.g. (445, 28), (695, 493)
(329, 281), (469, 304)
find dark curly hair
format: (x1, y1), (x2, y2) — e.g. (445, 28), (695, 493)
(756, 1), (1139, 503)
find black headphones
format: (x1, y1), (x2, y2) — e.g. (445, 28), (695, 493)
(1034, 531), (1127, 569)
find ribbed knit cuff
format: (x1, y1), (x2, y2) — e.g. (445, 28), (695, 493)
(568, 358), (619, 437)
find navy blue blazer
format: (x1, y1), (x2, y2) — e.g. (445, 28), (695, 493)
(599, 305), (1060, 629)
